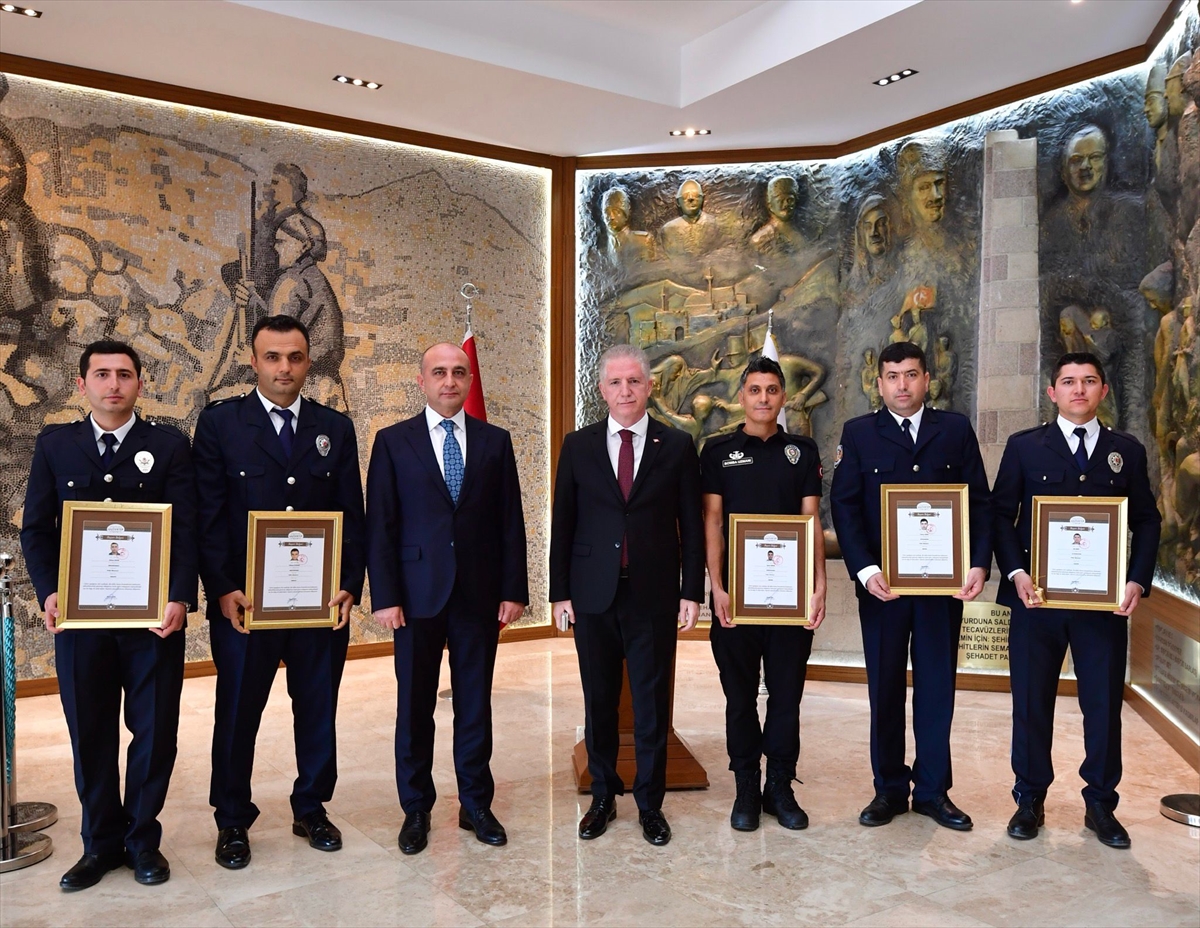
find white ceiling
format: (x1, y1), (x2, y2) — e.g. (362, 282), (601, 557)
(0, 0), (1173, 158)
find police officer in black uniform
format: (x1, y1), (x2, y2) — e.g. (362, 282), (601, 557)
(993, 352), (1160, 849)
(21, 340), (198, 890)
(830, 341), (991, 831)
(701, 356), (827, 832)
(194, 315), (365, 869)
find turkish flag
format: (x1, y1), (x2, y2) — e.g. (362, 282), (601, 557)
(462, 327), (487, 421)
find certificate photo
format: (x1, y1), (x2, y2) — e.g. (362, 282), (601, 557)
(880, 484), (969, 594)
(1030, 496), (1128, 611)
(260, 531), (327, 611)
(727, 513), (813, 625)
(246, 511), (342, 629)
(78, 520), (154, 609)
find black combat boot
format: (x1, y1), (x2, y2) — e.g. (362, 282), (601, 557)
(763, 766), (808, 830)
(730, 769), (762, 832)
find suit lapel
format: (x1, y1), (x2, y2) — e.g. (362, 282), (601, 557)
(293, 399), (320, 467)
(1043, 422), (1079, 469)
(912, 407), (943, 457)
(876, 408), (915, 452)
(1087, 427), (1113, 474)
(75, 417), (105, 470)
(404, 413), (453, 506)
(628, 418), (663, 500)
(592, 422), (625, 503)
(458, 415), (484, 504)
(110, 416), (149, 471)
(245, 394), (289, 467)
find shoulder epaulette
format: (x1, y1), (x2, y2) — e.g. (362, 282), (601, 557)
(203, 392), (246, 410)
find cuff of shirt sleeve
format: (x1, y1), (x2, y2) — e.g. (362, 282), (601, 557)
(1007, 569), (1027, 581)
(856, 565), (882, 587)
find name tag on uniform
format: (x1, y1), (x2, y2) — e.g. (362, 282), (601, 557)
(723, 450), (753, 467)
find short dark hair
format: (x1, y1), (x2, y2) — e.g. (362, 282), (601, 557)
(251, 314), (310, 351)
(1051, 351), (1106, 385)
(739, 355), (786, 390)
(877, 341), (926, 375)
(79, 340), (141, 379)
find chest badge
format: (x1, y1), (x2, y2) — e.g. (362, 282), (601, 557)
(134, 451), (154, 473)
(316, 434), (331, 457)
(785, 444), (801, 465)
(1108, 451), (1123, 473)
(834, 444), (844, 469)
(722, 449), (753, 467)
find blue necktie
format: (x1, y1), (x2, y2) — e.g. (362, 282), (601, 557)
(1073, 427), (1089, 471)
(100, 433), (117, 469)
(273, 407), (295, 458)
(901, 418), (915, 446)
(441, 419), (463, 504)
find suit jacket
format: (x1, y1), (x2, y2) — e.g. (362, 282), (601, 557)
(365, 411), (528, 618)
(550, 417), (704, 615)
(830, 407), (992, 598)
(193, 392), (366, 619)
(20, 415), (199, 610)
(992, 422), (1160, 603)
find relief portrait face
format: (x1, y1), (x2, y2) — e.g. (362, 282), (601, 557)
(603, 192), (631, 234)
(908, 171), (946, 224)
(676, 180), (704, 219)
(1144, 90), (1167, 130)
(1064, 129), (1107, 195)
(766, 178), (798, 222)
(860, 206), (891, 255)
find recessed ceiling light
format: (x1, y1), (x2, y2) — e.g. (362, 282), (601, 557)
(333, 74), (382, 90)
(669, 128), (711, 137)
(873, 68), (918, 87)
(0, 4), (42, 16)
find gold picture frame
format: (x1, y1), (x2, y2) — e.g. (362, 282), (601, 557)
(881, 484), (969, 594)
(56, 501), (171, 629)
(245, 510), (343, 630)
(727, 513), (814, 626)
(1029, 496), (1128, 611)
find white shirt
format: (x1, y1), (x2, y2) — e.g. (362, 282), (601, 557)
(90, 413), (136, 459)
(606, 413), (648, 481)
(857, 405), (926, 587)
(257, 389), (301, 436)
(1057, 415), (1100, 460)
(425, 406), (468, 477)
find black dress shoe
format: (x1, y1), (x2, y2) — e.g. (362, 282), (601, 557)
(858, 794), (908, 827)
(639, 809), (671, 846)
(215, 826), (251, 870)
(292, 811), (343, 851)
(59, 851), (125, 892)
(458, 807), (508, 846)
(912, 794), (973, 831)
(579, 796), (617, 839)
(1085, 803), (1131, 849)
(129, 848), (171, 885)
(1006, 800), (1045, 840)
(398, 811), (431, 855)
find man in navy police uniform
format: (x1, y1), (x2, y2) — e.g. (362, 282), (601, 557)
(830, 341), (991, 831)
(21, 340), (198, 891)
(367, 342), (528, 854)
(700, 356), (827, 833)
(993, 351), (1160, 849)
(194, 315), (365, 869)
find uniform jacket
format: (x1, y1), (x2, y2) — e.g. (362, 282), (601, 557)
(20, 415), (199, 610)
(193, 392), (365, 618)
(550, 417), (704, 615)
(365, 412), (528, 618)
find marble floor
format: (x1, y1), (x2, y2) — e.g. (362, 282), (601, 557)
(1, 639), (1197, 928)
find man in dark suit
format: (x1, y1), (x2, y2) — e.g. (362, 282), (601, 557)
(830, 341), (991, 831)
(21, 340), (198, 890)
(366, 342), (527, 855)
(551, 343), (704, 847)
(993, 352), (1160, 849)
(194, 315), (365, 869)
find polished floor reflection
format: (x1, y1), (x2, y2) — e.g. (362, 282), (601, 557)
(1, 639), (1197, 927)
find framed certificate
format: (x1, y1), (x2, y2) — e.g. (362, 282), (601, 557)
(1029, 496), (1128, 611)
(245, 511), (342, 630)
(56, 501), (171, 629)
(727, 513), (814, 625)
(881, 484), (969, 594)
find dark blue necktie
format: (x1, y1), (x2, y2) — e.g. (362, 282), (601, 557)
(441, 419), (464, 504)
(273, 407), (295, 458)
(1073, 426), (1089, 471)
(100, 433), (117, 469)
(901, 418), (915, 446)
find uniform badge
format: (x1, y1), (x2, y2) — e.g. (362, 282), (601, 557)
(316, 434), (331, 457)
(134, 451), (154, 473)
(834, 444), (844, 469)
(1108, 451), (1123, 473)
(784, 444), (801, 465)
(722, 449), (752, 467)
(730, 450), (744, 461)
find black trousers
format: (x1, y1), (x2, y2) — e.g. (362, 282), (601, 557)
(1008, 600), (1126, 808)
(56, 628), (184, 856)
(574, 578), (677, 811)
(859, 595), (963, 803)
(710, 621), (814, 775)
(209, 617), (349, 828)
(393, 585), (500, 814)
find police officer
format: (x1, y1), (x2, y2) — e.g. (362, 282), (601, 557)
(700, 356), (826, 832)
(830, 341), (991, 831)
(993, 352), (1160, 848)
(20, 340), (198, 890)
(194, 315), (365, 869)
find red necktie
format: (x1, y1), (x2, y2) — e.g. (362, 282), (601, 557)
(618, 429), (634, 567)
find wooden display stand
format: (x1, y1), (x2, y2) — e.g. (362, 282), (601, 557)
(572, 657), (709, 792)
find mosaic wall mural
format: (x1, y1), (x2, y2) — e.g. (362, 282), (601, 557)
(0, 73), (552, 679)
(576, 5), (1200, 602)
